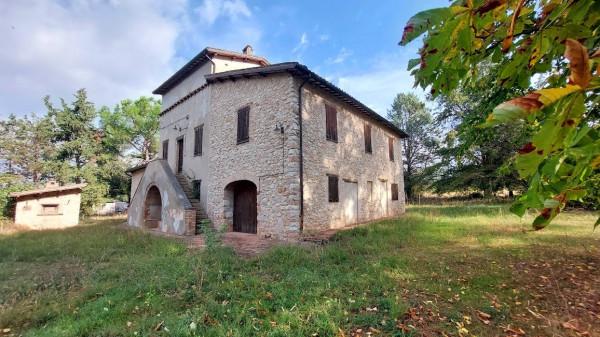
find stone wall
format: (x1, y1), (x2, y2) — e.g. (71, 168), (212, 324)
(205, 73), (301, 240)
(300, 82), (406, 232)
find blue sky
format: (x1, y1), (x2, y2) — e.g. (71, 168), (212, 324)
(0, 0), (447, 119)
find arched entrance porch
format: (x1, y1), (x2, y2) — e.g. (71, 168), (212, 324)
(144, 186), (162, 229)
(224, 180), (257, 234)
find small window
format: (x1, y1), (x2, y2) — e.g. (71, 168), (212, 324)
(237, 106), (250, 144)
(388, 137), (395, 161)
(325, 104), (338, 142)
(42, 204), (59, 215)
(162, 140), (169, 160)
(192, 180), (201, 199)
(194, 125), (203, 156)
(364, 124), (372, 153)
(328, 175), (339, 202)
(391, 183), (399, 201)
(367, 181), (373, 201)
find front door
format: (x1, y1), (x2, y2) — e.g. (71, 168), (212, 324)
(233, 181), (257, 234)
(176, 138), (184, 174)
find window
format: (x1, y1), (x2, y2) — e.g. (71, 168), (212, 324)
(325, 104), (338, 142)
(162, 140), (169, 160)
(391, 183), (399, 201)
(364, 124), (372, 153)
(367, 181), (373, 201)
(237, 106), (250, 144)
(42, 204), (59, 215)
(192, 180), (201, 199)
(388, 137), (395, 161)
(328, 175), (339, 202)
(194, 125), (203, 156)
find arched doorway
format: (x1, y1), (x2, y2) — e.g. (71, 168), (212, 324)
(144, 186), (162, 229)
(224, 180), (257, 234)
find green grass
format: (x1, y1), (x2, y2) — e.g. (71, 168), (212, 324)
(0, 205), (598, 336)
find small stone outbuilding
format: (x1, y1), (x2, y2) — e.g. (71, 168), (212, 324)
(10, 182), (86, 229)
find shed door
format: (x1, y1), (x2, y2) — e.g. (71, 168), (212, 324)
(341, 180), (358, 226)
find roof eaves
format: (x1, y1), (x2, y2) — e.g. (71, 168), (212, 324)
(205, 63), (409, 138)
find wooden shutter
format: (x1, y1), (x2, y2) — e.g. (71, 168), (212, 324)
(328, 175), (339, 202)
(364, 124), (372, 153)
(237, 107), (250, 144)
(194, 125), (203, 156)
(162, 140), (169, 160)
(391, 183), (399, 201)
(325, 104), (338, 142)
(388, 137), (394, 161)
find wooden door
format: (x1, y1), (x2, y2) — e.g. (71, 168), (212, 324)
(233, 181), (257, 234)
(176, 138), (184, 173)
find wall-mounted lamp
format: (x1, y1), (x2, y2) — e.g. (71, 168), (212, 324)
(274, 122), (284, 134)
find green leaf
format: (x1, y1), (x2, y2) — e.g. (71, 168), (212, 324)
(510, 201), (527, 217)
(400, 7), (455, 46)
(407, 58), (420, 71)
(543, 199), (560, 208)
(594, 216), (600, 230)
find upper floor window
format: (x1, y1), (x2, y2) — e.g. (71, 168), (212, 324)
(328, 174), (339, 202)
(388, 137), (394, 161)
(391, 183), (399, 201)
(364, 124), (372, 153)
(194, 125), (203, 156)
(325, 104), (338, 142)
(237, 106), (250, 144)
(162, 140), (169, 160)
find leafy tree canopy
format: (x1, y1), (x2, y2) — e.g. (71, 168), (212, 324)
(402, 0), (599, 228)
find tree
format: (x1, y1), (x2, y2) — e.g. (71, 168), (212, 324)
(45, 89), (108, 214)
(100, 97), (161, 161)
(388, 93), (439, 200)
(432, 65), (530, 197)
(0, 114), (54, 182)
(401, 0), (599, 228)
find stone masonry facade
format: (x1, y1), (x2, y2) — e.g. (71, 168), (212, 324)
(205, 73), (302, 240)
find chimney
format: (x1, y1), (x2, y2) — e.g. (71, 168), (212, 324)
(242, 44), (253, 56)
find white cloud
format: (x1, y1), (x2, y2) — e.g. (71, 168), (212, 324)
(319, 34), (330, 42)
(0, 0), (263, 118)
(292, 32), (309, 54)
(195, 0), (252, 25)
(0, 0), (183, 117)
(330, 48), (353, 64)
(335, 56), (426, 117)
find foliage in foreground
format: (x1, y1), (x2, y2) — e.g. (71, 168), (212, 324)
(1, 207), (598, 336)
(401, 0), (599, 228)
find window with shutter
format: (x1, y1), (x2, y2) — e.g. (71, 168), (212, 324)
(391, 183), (399, 201)
(237, 106), (250, 144)
(328, 175), (339, 202)
(162, 140), (169, 160)
(364, 124), (372, 153)
(388, 137), (394, 161)
(194, 125), (203, 156)
(325, 104), (338, 142)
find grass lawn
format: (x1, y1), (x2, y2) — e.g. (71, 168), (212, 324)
(0, 205), (598, 337)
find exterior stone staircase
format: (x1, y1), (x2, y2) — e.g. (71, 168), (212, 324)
(175, 174), (208, 234)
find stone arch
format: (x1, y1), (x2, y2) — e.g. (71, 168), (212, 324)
(144, 185), (162, 229)
(224, 180), (257, 234)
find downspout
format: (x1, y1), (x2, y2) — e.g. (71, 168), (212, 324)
(298, 76), (309, 232)
(205, 54), (216, 73)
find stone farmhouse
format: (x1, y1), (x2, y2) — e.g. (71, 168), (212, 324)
(127, 46), (407, 240)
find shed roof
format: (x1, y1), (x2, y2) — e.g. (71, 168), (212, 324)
(153, 47), (269, 95)
(10, 183), (87, 198)
(204, 62), (409, 138)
